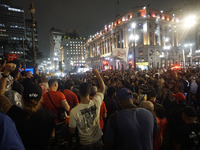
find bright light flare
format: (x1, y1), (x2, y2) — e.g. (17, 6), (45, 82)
(129, 34), (139, 41)
(184, 15), (196, 28)
(131, 22), (136, 29)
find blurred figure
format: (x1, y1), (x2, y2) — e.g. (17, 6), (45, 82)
(104, 88), (158, 150)
(174, 106), (200, 150)
(0, 113), (25, 150)
(90, 86), (107, 130)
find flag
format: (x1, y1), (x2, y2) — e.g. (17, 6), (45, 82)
(111, 48), (128, 62)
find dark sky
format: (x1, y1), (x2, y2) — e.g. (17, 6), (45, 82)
(10, 0), (185, 57)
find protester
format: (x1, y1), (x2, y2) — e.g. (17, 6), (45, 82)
(0, 112), (25, 150)
(42, 78), (70, 147)
(104, 88), (158, 150)
(174, 106), (200, 150)
(42, 78), (70, 122)
(60, 79), (79, 113)
(69, 69), (105, 150)
(90, 86), (107, 130)
(0, 63), (55, 150)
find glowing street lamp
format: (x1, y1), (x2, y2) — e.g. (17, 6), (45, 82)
(131, 22), (136, 29)
(184, 15), (196, 28)
(129, 34), (139, 41)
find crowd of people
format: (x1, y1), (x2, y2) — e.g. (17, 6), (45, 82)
(0, 59), (200, 150)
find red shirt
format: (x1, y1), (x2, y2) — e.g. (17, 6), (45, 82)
(153, 117), (167, 150)
(99, 101), (107, 130)
(42, 91), (66, 123)
(59, 89), (79, 113)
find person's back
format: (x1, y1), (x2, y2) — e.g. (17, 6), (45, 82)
(60, 79), (79, 112)
(61, 89), (79, 112)
(174, 106), (200, 150)
(105, 88), (158, 150)
(69, 69), (105, 150)
(112, 108), (155, 150)
(0, 112), (25, 150)
(69, 91), (103, 145)
(42, 78), (70, 123)
(0, 63), (55, 150)
(8, 106), (55, 150)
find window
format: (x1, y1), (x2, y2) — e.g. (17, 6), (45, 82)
(138, 23), (143, 29)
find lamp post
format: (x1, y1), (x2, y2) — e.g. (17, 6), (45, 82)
(29, 3), (37, 74)
(184, 43), (193, 66)
(130, 22), (139, 70)
(181, 15), (197, 68)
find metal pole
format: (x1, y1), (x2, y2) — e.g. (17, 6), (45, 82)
(133, 29), (136, 71)
(22, 36), (26, 71)
(133, 41), (136, 70)
(190, 46), (192, 66)
(22, 10), (26, 71)
(182, 49), (185, 68)
(29, 3), (37, 74)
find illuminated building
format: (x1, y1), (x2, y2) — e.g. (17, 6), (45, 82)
(61, 36), (86, 72)
(85, 6), (180, 70)
(25, 19), (39, 51)
(0, 3), (25, 61)
(49, 28), (64, 71)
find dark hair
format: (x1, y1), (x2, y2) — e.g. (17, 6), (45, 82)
(48, 78), (58, 87)
(79, 82), (91, 97)
(64, 79), (74, 89)
(107, 87), (116, 97)
(10, 69), (20, 79)
(150, 89), (157, 97)
(182, 106), (196, 118)
(154, 104), (165, 119)
(90, 86), (97, 97)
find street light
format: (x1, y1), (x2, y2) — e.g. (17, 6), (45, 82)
(184, 15), (196, 28)
(184, 43), (193, 66)
(29, 3), (37, 74)
(131, 22), (136, 29)
(129, 34), (139, 70)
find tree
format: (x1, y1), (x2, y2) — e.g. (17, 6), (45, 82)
(23, 39), (44, 68)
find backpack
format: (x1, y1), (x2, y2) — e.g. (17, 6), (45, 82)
(47, 92), (66, 121)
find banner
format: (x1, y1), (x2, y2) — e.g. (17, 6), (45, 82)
(7, 54), (18, 62)
(111, 48), (128, 62)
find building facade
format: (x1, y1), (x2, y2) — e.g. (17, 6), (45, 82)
(61, 36), (86, 72)
(49, 28), (64, 71)
(0, 3), (25, 61)
(85, 6), (180, 70)
(25, 19), (39, 50)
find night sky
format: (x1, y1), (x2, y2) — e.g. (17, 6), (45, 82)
(10, 0), (186, 57)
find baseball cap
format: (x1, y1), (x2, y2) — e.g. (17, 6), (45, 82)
(172, 92), (186, 102)
(116, 88), (133, 100)
(23, 83), (42, 102)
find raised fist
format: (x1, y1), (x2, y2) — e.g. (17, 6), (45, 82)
(4, 63), (16, 73)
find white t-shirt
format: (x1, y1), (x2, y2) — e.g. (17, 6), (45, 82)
(69, 92), (104, 145)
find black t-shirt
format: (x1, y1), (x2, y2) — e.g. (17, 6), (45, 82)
(174, 123), (200, 150)
(7, 105), (55, 150)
